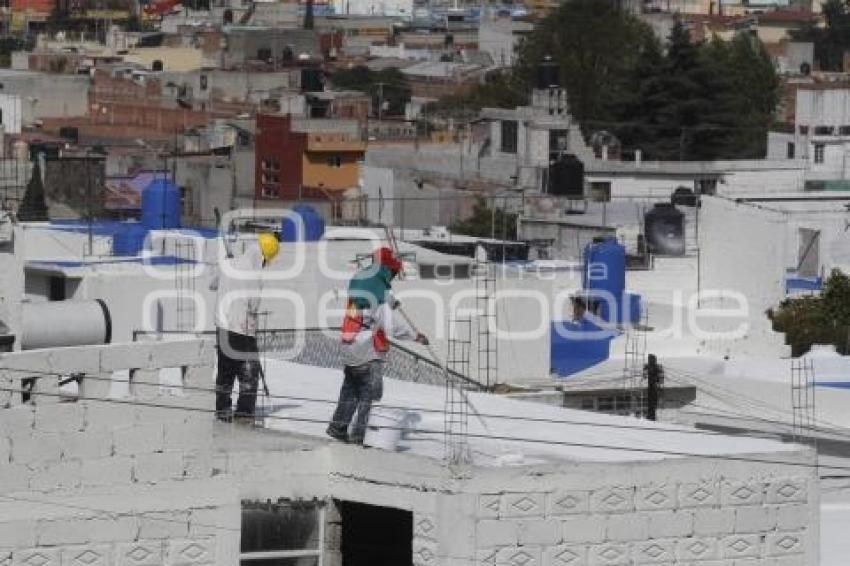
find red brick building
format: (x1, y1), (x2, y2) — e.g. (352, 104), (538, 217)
(255, 113), (365, 200)
(255, 114), (308, 200)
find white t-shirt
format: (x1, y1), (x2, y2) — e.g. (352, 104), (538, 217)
(212, 247), (264, 336)
(341, 302), (418, 367)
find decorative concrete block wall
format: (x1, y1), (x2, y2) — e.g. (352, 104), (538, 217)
(0, 340), (240, 566)
(469, 459), (818, 566)
(215, 420), (818, 566)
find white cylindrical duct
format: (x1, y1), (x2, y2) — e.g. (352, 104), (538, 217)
(21, 299), (112, 350)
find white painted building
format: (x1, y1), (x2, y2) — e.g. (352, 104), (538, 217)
(0, 213), (824, 566)
(0, 94), (23, 135)
(768, 86), (850, 186)
(331, 0), (414, 19)
(477, 18), (534, 67)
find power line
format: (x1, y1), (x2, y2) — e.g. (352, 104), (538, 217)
(665, 367), (849, 431)
(5, 359), (850, 443)
(0, 365), (754, 439)
(0, 384), (843, 473)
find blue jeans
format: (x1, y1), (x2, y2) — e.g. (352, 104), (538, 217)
(327, 361), (383, 444)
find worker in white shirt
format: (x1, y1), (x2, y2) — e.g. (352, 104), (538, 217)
(213, 232), (279, 422)
(327, 247), (429, 444)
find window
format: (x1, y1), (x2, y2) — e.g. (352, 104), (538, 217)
(327, 155), (342, 168)
(240, 501), (323, 565)
(697, 179), (717, 196)
(840, 126), (850, 136)
(500, 120), (518, 153)
(814, 143), (825, 164)
(787, 142), (795, 159)
(814, 125), (834, 135)
(799, 125), (809, 135)
(549, 129), (568, 154)
(589, 182), (611, 202)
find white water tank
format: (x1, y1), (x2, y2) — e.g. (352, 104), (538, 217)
(21, 299), (111, 350)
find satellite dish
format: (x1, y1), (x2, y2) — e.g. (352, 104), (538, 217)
(800, 62), (812, 76)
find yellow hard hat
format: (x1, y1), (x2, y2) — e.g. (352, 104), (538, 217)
(258, 232), (280, 263)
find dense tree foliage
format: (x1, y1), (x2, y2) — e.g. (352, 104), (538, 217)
(330, 66), (411, 117)
(426, 0), (779, 160)
(422, 72), (527, 120)
(18, 160), (49, 222)
(791, 0), (849, 71)
(450, 197), (518, 240)
(771, 270), (850, 356)
(0, 37), (33, 68)
(515, 0), (657, 135)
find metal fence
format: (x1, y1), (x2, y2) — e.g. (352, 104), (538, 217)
(133, 327), (486, 391)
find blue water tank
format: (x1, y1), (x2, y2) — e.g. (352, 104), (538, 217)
(280, 204), (326, 242)
(141, 179), (181, 230)
(550, 318), (617, 377)
(583, 237), (626, 322)
(112, 224), (148, 256)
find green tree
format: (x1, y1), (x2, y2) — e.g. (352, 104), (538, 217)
(791, 0), (849, 71)
(422, 72), (527, 119)
(423, 0), (780, 161)
(46, 6), (72, 33)
(616, 22), (778, 160)
(772, 270), (850, 356)
(513, 0), (658, 135)
(123, 12), (157, 32)
(18, 160), (49, 222)
(331, 66), (411, 117)
(450, 197), (517, 240)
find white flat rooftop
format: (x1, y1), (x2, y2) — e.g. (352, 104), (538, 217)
(259, 359), (802, 467)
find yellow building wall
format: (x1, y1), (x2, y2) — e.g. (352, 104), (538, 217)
(302, 151), (362, 191)
(124, 47), (206, 72)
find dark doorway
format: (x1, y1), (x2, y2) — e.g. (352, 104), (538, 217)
(49, 276), (66, 301)
(338, 500), (412, 566)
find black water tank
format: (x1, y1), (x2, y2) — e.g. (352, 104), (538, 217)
(151, 59), (163, 72)
(536, 56), (560, 89)
(548, 154), (584, 198)
(301, 67), (323, 92)
(644, 203), (685, 256)
(58, 126), (79, 144)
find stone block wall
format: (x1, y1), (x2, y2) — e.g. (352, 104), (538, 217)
(0, 340), (240, 566)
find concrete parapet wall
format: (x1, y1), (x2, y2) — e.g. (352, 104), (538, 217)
(0, 339), (237, 565)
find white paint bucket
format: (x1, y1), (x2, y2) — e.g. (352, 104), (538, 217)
(364, 407), (406, 451)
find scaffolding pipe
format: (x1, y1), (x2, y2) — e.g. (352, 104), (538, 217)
(21, 299), (112, 350)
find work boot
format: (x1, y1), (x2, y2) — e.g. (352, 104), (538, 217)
(326, 428), (349, 443)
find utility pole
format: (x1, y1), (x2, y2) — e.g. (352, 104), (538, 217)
(645, 354), (663, 421)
